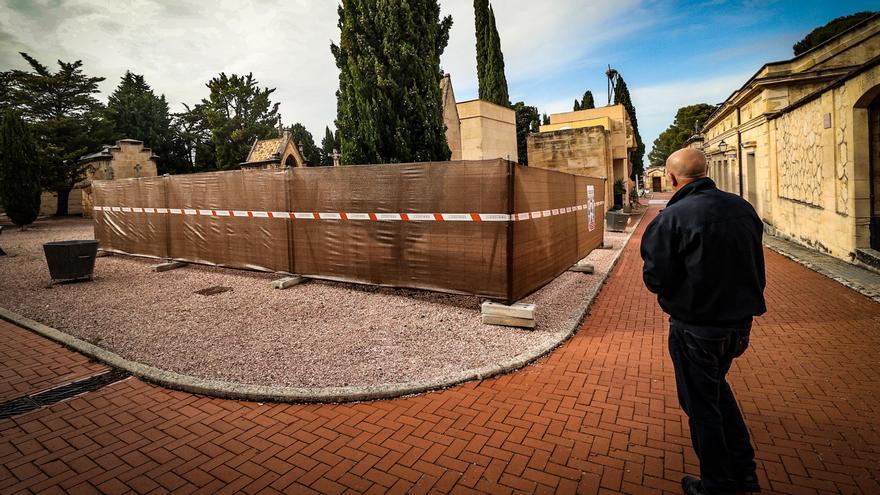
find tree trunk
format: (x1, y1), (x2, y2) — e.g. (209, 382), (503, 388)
(55, 188), (71, 216)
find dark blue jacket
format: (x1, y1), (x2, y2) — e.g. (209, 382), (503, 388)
(640, 177), (766, 326)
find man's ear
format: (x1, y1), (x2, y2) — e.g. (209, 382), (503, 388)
(668, 172), (678, 188)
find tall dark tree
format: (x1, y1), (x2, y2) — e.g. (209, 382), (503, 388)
(320, 126), (339, 166)
(573, 90), (595, 111)
(200, 72), (280, 169)
(613, 76), (644, 177)
(332, 0), (452, 165)
(580, 90), (595, 110)
(648, 103), (716, 168)
(512, 101), (540, 165)
(793, 11), (876, 55)
(173, 103), (216, 171)
(475, 2), (509, 106)
(105, 71), (186, 174)
(541, 113), (550, 125)
(0, 109), (41, 227)
(289, 123), (321, 167)
(4, 53), (112, 215)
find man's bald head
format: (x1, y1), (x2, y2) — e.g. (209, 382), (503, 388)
(666, 148), (708, 180)
(665, 149), (709, 192)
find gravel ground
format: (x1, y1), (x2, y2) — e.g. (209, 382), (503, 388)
(0, 216), (639, 388)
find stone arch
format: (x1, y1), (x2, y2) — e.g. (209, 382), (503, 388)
(852, 83), (880, 250)
(284, 154), (296, 168)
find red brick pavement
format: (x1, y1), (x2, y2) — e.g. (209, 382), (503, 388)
(1, 203), (879, 494)
(0, 319), (108, 401)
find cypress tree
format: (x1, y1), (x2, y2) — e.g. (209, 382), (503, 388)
(320, 126), (338, 166)
(613, 76), (644, 176)
(475, 2), (509, 106)
(573, 99), (581, 111)
(0, 109), (41, 228)
(332, 0), (452, 164)
(581, 90), (595, 109)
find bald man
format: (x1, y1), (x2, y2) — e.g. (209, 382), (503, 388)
(640, 149), (766, 495)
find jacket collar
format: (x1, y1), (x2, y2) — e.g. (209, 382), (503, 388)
(667, 177), (717, 207)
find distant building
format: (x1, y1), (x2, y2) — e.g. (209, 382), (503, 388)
(441, 75), (518, 162)
(700, 13), (880, 265)
(77, 139), (159, 217)
(240, 131), (306, 169)
(527, 105), (637, 210)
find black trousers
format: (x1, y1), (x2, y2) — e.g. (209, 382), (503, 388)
(668, 318), (756, 494)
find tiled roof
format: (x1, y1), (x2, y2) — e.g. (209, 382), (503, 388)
(247, 137), (285, 163)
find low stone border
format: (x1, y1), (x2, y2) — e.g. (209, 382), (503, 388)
(764, 239), (880, 304)
(0, 215), (645, 404)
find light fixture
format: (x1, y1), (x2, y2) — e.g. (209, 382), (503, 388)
(718, 140), (728, 153)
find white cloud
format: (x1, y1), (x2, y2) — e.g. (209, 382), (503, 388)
(631, 72), (752, 157)
(1, 0), (640, 139)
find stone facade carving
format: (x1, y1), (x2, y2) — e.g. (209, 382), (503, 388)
(835, 85), (849, 215)
(775, 98), (824, 207)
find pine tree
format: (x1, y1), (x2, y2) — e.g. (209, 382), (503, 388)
(320, 126), (339, 166)
(105, 71), (186, 174)
(332, 0), (452, 165)
(172, 103), (216, 171)
(614, 76), (644, 177)
(475, 2), (509, 106)
(200, 73), (280, 169)
(0, 109), (41, 228)
(573, 99), (581, 111)
(4, 53), (112, 215)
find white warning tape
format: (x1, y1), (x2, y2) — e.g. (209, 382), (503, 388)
(93, 204), (598, 222)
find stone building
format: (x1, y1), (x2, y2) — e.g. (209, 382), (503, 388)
(78, 139), (159, 217)
(527, 105), (637, 210)
(644, 166), (670, 192)
(700, 14), (880, 266)
(441, 75), (518, 162)
(240, 131), (306, 169)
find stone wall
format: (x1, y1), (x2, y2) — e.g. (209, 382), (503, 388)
(527, 126), (614, 209)
(775, 98), (824, 206)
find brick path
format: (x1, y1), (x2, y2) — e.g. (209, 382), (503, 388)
(0, 320), (107, 401)
(2, 202), (880, 494)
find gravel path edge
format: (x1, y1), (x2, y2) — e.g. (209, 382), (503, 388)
(0, 212), (645, 404)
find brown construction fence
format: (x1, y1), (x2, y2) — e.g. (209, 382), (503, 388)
(93, 160), (605, 303)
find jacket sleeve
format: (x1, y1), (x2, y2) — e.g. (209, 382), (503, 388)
(640, 214), (680, 295)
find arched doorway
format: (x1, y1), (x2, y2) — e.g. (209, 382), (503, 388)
(853, 84), (880, 252)
(869, 97), (880, 250)
(284, 155), (296, 168)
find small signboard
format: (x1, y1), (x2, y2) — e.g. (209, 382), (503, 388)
(587, 185), (596, 232)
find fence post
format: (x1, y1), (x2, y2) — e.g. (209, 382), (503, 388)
(506, 159), (516, 304)
(285, 168), (295, 275)
(163, 175), (171, 260)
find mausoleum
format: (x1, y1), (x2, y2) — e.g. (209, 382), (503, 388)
(700, 13), (880, 266)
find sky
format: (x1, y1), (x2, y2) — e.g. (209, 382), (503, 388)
(1, 0), (877, 158)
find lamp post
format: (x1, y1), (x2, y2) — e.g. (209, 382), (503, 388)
(718, 140), (728, 153)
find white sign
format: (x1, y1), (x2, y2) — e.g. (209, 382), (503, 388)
(587, 185), (596, 232)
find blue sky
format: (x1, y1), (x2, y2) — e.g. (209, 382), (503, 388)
(0, 0), (877, 158)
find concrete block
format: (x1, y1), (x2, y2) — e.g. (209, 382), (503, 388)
(272, 276), (307, 290)
(481, 301), (535, 320)
(481, 314), (536, 329)
(151, 261), (186, 273)
(569, 263), (594, 274)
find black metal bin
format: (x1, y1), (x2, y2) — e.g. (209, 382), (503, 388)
(43, 240), (98, 282)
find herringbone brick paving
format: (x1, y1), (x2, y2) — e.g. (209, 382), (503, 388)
(1, 201), (879, 494)
(0, 320), (108, 401)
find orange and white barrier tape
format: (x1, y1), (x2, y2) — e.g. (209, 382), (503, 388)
(93, 202), (604, 222)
